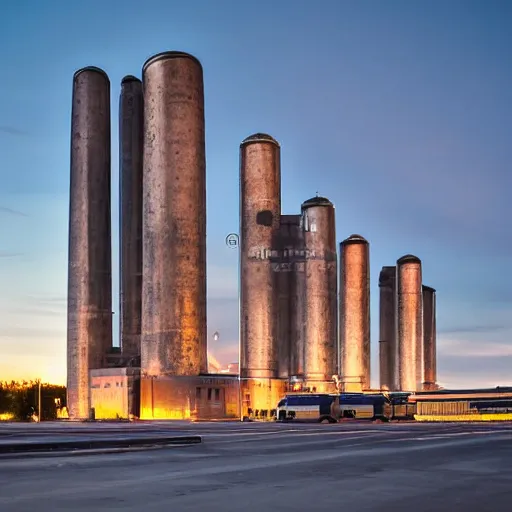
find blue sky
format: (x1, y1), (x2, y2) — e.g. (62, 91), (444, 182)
(0, 0), (510, 387)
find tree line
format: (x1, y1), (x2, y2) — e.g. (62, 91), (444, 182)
(0, 381), (66, 421)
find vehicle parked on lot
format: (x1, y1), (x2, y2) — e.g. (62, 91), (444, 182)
(276, 392), (402, 422)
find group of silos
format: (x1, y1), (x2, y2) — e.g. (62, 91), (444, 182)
(239, 136), (344, 392)
(239, 136), (341, 403)
(66, 49), (436, 420)
(240, 139), (437, 397)
(67, 51), (209, 419)
(379, 261), (437, 392)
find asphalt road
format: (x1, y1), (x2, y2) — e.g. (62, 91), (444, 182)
(0, 421), (199, 448)
(1, 421), (511, 511)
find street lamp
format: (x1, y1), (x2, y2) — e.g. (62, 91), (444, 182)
(38, 379), (42, 422)
(225, 232), (242, 421)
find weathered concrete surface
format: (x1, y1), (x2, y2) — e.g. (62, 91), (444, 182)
(67, 67), (112, 420)
(275, 214), (303, 379)
(141, 52), (207, 377)
(422, 285), (437, 390)
(396, 255), (423, 392)
(379, 266), (396, 390)
(0, 422), (511, 511)
(339, 235), (370, 392)
(240, 134), (281, 380)
(119, 76), (144, 359)
(299, 197), (337, 384)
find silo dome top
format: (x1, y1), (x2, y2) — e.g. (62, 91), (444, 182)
(379, 266), (396, 285)
(342, 233), (368, 244)
(240, 133), (280, 147)
(301, 196), (333, 209)
(121, 75), (141, 84)
(73, 66), (109, 81)
(143, 51), (202, 72)
(397, 254), (421, 265)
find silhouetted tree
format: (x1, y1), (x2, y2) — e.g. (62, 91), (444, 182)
(0, 381), (66, 421)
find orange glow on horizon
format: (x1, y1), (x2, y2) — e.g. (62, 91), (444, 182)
(0, 356), (66, 386)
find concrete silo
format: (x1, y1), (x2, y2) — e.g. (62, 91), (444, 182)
(239, 133), (281, 380)
(299, 196), (337, 390)
(396, 255), (423, 392)
(119, 76), (143, 359)
(339, 235), (371, 392)
(239, 133), (283, 417)
(379, 266), (396, 391)
(67, 67), (112, 420)
(422, 285), (437, 390)
(141, 52), (207, 378)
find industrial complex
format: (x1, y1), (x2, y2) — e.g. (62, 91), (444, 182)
(66, 50), (510, 422)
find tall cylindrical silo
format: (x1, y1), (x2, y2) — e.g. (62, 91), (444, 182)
(240, 133), (281, 379)
(300, 197), (337, 385)
(422, 285), (437, 390)
(67, 67), (112, 419)
(119, 75), (143, 359)
(396, 254), (423, 392)
(286, 216), (305, 379)
(141, 51), (207, 377)
(379, 266), (396, 391)
(275, 215), (300, 379)
(339, 235), (371, 392)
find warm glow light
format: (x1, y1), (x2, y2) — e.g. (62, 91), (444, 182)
(415, 414), (512, 422)
(140, 407), (192, 420)
(0, 356), (66, 386)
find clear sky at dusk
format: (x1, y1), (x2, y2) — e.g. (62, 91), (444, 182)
(0, 0), (510, 388)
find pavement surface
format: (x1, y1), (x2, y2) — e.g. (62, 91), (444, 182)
(0, 422), (201, 453)
(0, 421), (511, 511)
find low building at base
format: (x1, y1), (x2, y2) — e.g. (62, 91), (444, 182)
(409, 387), (512, 422)
(90, 368), (242, 420)
(140, 374), (240, 420)
(89, 368), (340, 421)
(241, 378), (287, 420)
(90, 368), (140, 420)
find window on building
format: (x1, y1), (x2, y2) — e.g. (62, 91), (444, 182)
(207, 388), (212, 401)
(196, 387), (201, 400)
(214, 388), (220, 401)
(302, 212), (309, 231)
